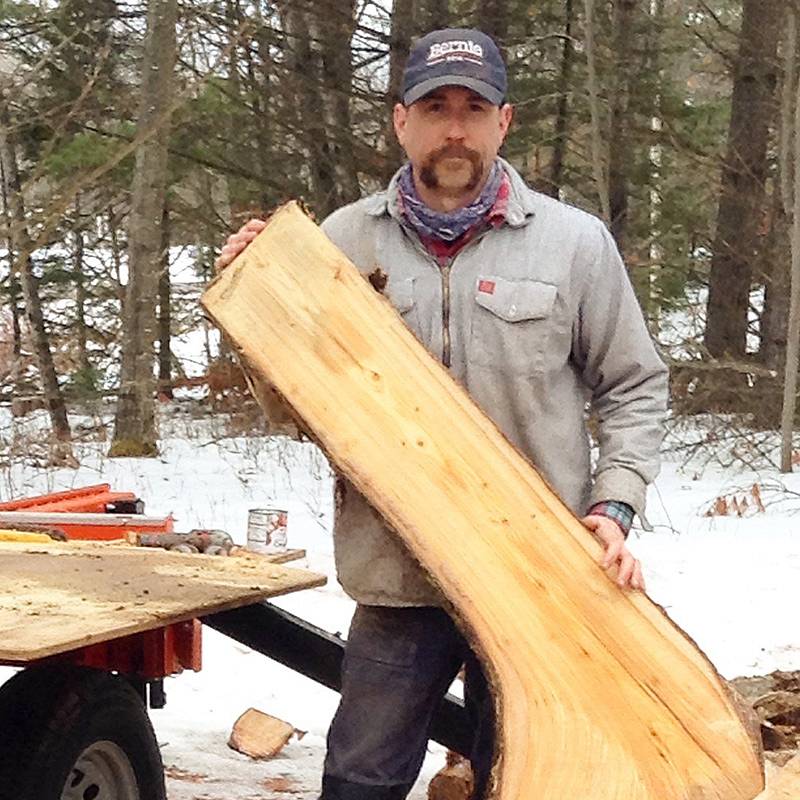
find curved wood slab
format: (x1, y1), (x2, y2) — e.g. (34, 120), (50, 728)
(202, 202), (763, 800)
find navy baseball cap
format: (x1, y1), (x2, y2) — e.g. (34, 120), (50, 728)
(401, 28), (507, 106)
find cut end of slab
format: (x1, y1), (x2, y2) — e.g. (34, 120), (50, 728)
(756, 752), (800, 800)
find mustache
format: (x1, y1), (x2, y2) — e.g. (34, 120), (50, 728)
(427, 144), (481, 166)
(418, 144), (484, 194)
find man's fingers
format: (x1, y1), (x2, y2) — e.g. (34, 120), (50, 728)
(214, 244), (242, 273)
(631, 560), (646, 592)
(581, 515), (599, 531)
(231, 230), (258, 246)
(583, 514), (645, 590)
(214, 219), (266, 273)
(617, 552), (636, 587)
(243, 218), (266, 233)
(217, 244), (241, 262)
(215, 234), (255, 272)
(602, 538), (623, 569)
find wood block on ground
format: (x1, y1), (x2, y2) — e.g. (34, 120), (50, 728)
(201, 202), (763, 800)
(0, 540), (325, 662)
(428, 752), (473, 800)
(228, 708), (295, 759)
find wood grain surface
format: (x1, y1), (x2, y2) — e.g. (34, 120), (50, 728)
(0, 540), (325, 662)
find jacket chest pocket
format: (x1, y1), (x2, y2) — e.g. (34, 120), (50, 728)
(470, 276), (558, 374)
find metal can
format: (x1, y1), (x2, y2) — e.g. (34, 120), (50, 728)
(247, 508), (288, 553)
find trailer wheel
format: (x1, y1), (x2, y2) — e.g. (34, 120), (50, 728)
(0, 665), (166, 800)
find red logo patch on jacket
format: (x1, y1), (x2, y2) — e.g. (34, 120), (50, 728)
(478, 279), (496, 295)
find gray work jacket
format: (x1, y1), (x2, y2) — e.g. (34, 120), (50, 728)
(320, 159), (668, 607)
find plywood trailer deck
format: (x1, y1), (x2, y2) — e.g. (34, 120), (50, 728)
(0, 541), (324, 662)
(0, 537), (325, 799)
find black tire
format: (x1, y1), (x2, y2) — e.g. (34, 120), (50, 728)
(0, 665), (166, 800)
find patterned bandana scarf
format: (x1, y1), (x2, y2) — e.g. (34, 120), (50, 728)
(398, 159), (504, 243)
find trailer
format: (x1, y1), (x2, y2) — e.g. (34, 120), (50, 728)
(0, 485), (472, 799)
(0, 485), (324, 799)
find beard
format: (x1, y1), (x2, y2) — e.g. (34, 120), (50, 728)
(418, 144), (484, 197)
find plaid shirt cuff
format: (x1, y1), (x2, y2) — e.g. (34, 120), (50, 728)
(587, 500), (635, 537)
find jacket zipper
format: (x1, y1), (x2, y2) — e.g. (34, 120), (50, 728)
(438, 227), (494, 368)
(401, 225), (494, 368)
(440, 259), (452, 367)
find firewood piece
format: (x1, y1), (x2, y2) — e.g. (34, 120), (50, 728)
(228, 708), (294, 760)
(201, 202), (764, 800)
(756, 691), (800, 725)
(428, 751), (474, 800)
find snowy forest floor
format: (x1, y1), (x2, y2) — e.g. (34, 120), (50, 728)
(1, 402), (799, 799)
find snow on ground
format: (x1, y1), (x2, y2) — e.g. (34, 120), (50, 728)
(1, 406), (800, 798)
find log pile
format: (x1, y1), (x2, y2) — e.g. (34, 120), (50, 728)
(733, 671), (800, 766)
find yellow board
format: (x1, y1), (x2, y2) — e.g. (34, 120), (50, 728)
(0, 529), (52, 544)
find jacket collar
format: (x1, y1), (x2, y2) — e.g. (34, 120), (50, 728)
(364, 157), (537, 228)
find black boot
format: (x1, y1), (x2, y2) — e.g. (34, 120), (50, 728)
(319, 775), (414, 800)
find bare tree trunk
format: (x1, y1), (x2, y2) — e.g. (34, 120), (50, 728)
(0, 155), (21, 356)
(780, 9), (797, 218)
(158, 203), (172, 398)
(109, 0), (177, 457)
(547, 0), (575, 199)
(762, 9), (797, 370)
(384, 0), (415, 181)
(74, 243), (88, 374)
(9, 271), (21, 356)
(0, 96), (75, 463)
(780, 33), (800, 472)
(630, 0), (666, 325)
(608, 0), (636, 253)
(251, 1), (275, 210)
(108, 205), (125, 306)
(704, 0), (781, 359)
(417, 0), (450, 32)
(477, 0), (509, 44)
(312, 0), (360, 203)
(760, 203), (791, 372)
(277, 2), (345, 216)
(583, 0), (611, 222)
(73, 196), (92, 382)
(227, 0), (275, 213)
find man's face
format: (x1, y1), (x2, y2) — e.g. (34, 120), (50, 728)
(393, 86), (513, 198)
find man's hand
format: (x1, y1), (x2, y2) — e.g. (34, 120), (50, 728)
(214, 218), (267, 273)
(581, 514), (645, 591)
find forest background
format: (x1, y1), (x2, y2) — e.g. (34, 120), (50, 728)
(0, 0), (796, 471)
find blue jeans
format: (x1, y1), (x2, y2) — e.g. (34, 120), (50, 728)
(321, 605), (494, 799)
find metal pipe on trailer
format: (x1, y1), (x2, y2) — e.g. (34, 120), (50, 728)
(204, 601), (474, 757)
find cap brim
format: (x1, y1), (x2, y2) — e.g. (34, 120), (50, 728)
(403, 76), (504, 106)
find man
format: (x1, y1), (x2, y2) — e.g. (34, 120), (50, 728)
(216, 28), (667, 800)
